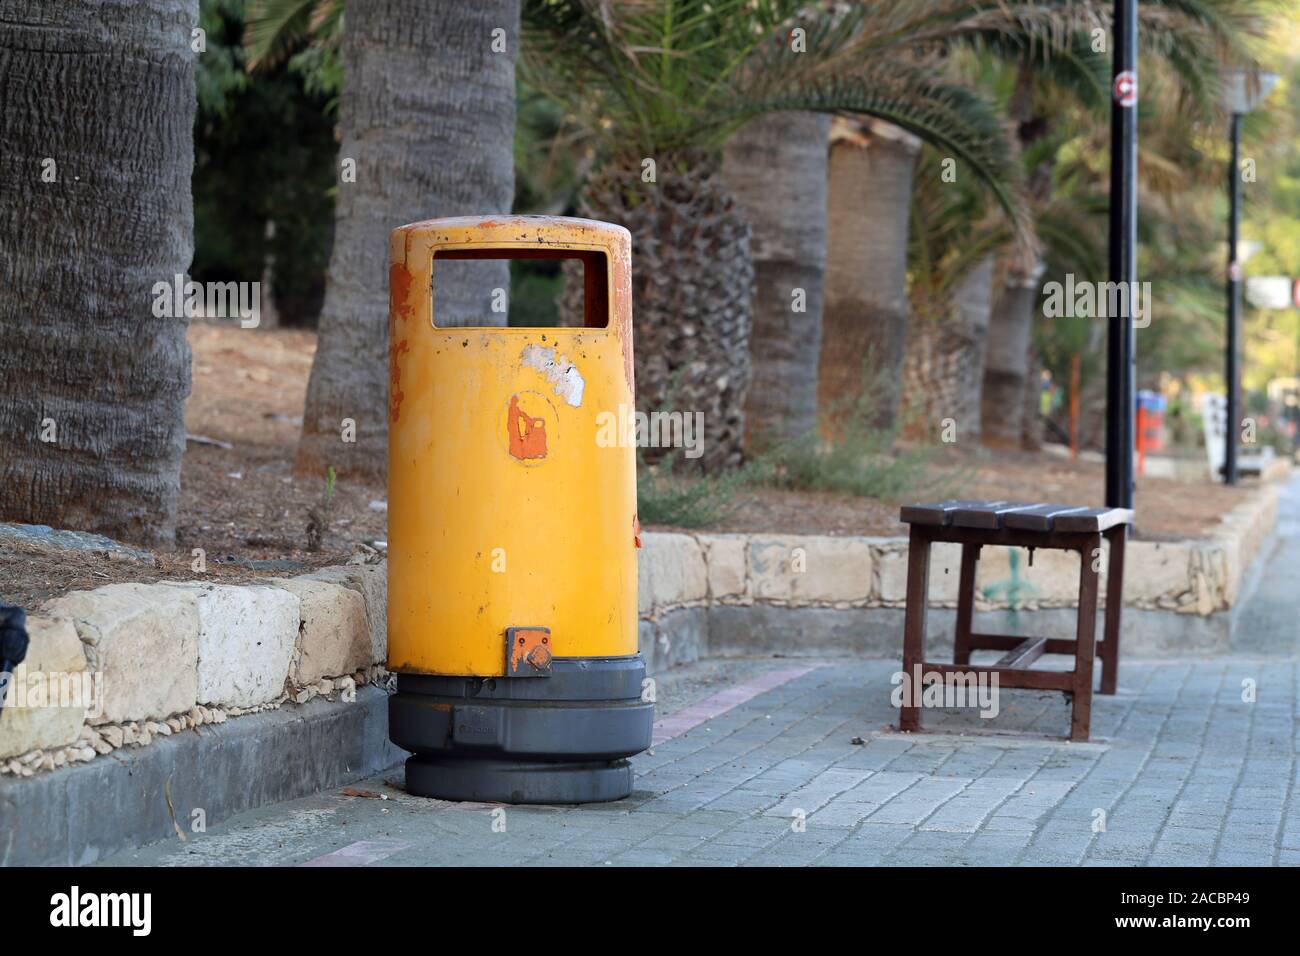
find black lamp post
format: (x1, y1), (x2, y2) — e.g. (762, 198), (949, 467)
(1221, 68), (1279, 485)
(1105, 0), (1138, 509)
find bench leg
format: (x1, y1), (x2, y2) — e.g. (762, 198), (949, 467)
(953, 543), (979, 666)
(1070, 533), (1101, 742)
(900, 526), (931, 733)
(1099, 525), (1126, 695)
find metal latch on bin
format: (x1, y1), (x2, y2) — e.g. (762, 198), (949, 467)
(506, 626), (553, 677)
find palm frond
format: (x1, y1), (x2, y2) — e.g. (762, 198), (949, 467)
(737, 68), (1029, 236)
(245, 0), (342, 72)
(909, 144), (1016, 314)
(523, 0), (1033, 232)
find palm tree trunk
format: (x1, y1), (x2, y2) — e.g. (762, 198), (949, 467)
(0, 0), (196, 547)
(819, 119), (920, 433)
(297, 0), (519, 480)
(565, 152), (754, 471)
(1022, 344), (1044, 450)
(953, 255), (994, 442)
(1080, 370), (1108, 451)
(900, 255), (995, 444)
(981, 259), (1044, 447)
(721, 112), (830, 448)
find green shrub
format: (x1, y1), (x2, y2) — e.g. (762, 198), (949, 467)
(747, 393), (962, 502)
(636, 458), (748, 528)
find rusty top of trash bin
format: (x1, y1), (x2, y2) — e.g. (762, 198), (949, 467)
(389, 214), (631, 257)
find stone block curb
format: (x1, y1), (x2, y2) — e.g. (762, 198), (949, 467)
(0, 685), (401, 867)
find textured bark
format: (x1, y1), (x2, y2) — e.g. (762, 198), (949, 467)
(899, 255), (995, 443)
(1079, 370), (1108, 451)
(819, 119), (920, 433)
(981, 259), (1044, 448)
(952, 255), (994, 440)
(721, 113), (830, 448)
(996, 69), (1053, 453)
(562, 153), (755, 471)
(0, 0), (196, 547)
(1021, 343), (1044, 450)
(297, 0), (519, 479)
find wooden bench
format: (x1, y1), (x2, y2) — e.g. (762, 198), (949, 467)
(898, 500), (1133, 742)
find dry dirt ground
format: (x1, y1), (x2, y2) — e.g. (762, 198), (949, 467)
(3, 323), (386, 609)
(709, 448), (1255, 541)
(2, 322), (1263, 608)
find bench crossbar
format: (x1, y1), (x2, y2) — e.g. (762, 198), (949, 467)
(994, 637), (1048, 669)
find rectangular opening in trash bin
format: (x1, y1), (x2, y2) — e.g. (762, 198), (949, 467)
(432, 248), (609, 330)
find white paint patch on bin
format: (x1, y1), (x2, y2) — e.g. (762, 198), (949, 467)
(521, 343), (585, 407)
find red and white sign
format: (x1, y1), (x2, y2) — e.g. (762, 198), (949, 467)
(1113, 70), (1138, 107)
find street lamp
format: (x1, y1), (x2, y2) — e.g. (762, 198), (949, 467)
(1221, 68), (1279, 485)
(1105, 0), (1138, 510)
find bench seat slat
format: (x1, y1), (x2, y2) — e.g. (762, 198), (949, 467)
(1051, 507), (1134, 532)
(949, 501), (1044, 529)
(902, 499), (1134, 532)
(899, 499), (1008, 526)
(1000, 503), (1092, 531)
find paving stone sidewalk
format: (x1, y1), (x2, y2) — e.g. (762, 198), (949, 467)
(100, 653), (1299, 867)
(101, 474), (1300, 868)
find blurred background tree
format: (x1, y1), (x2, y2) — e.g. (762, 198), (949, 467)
(195, 0), (338, 327)
(189, 0), (1289, 465)
(520, 0), (1031, 470)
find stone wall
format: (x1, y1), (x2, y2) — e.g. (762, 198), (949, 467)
(1, 559), (388, 776)
(638, 486), (1280, 663)
(639, 487), (1277, 617)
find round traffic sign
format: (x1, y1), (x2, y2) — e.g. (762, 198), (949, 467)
(1113, 70), (1138, 107)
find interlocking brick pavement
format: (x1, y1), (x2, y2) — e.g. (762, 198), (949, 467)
(101, 654), (1299, 867)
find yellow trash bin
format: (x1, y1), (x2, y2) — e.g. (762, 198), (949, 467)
(386, 215), (653, 803)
